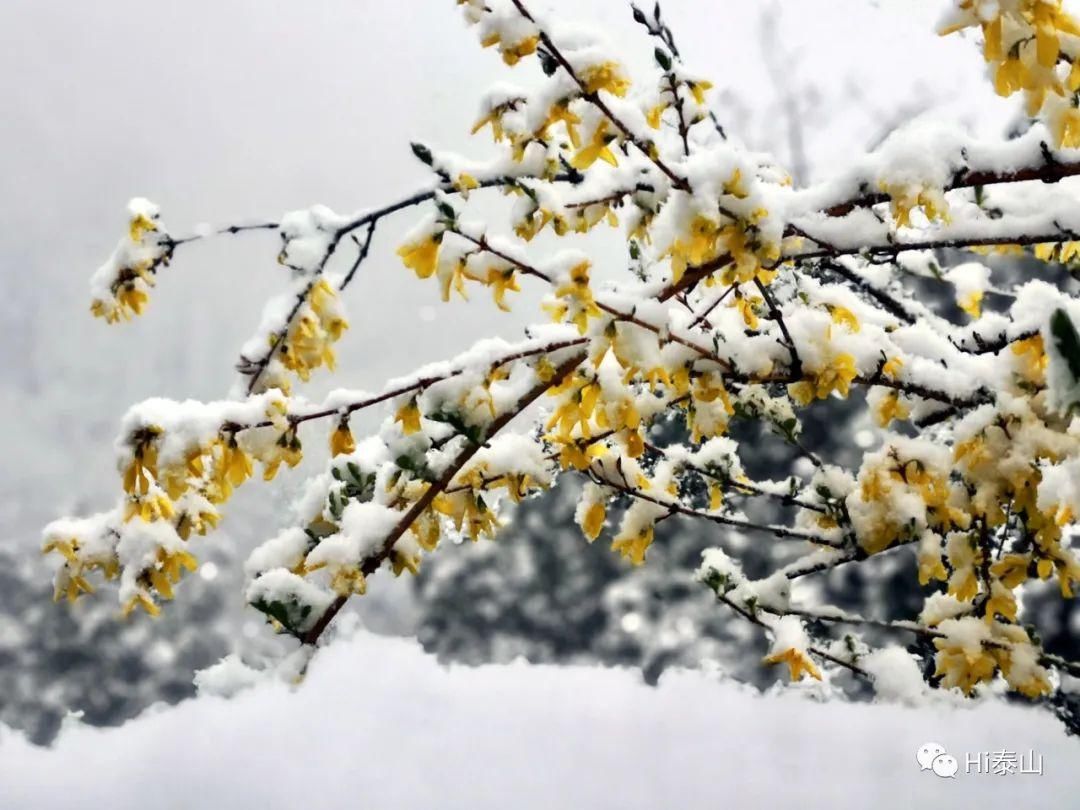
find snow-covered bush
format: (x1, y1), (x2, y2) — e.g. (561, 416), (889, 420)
(42, 0), (1080, 734)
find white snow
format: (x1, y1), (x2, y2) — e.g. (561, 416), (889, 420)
(0, 629), (1076, 809)
(863, 646), (933, 706)
(193, 655), (265, 699)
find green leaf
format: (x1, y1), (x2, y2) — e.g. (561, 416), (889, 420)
(539, 50), (558, 77)
(410, 142), (434, 166)
(394, 453), (436, 483)
(346, 461), (363, 480)
(251, 597), (312, 635)
(1052, 308), (1080, 382)
(744, 595), (759, 619)
(305, 520), (337, 542)
(428, 409), (483, 445)
(654, 48), (672, 71)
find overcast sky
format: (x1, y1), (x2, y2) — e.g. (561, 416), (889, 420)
(0, 0), (1011, 552)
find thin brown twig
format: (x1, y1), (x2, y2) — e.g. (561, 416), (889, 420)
(229, 337), (589, 435)
(510, 0), (704, 197)
(715, 593), (869, 677)
(586, 463), (839, 545)
(688, 283), (736, 330)
(708, 575), (1080, 678)
(642, 440), (825, 513)
(754, 277), (801, 376)
(300, 349), (588, 645)
(819, 157), (1080, 218)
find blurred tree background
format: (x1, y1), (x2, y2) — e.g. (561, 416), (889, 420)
(0, 546), (235, 744)
(413, 207), (1080, 707)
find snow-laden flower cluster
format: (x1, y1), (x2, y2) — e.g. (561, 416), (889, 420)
(89, 198), (172, 323)
(940, 0), (1080, 147)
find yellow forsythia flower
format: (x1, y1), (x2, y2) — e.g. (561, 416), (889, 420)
(581, 501), (606, 541)
(571, 121), (618, 170)
(397, 234), (441, 279)
(580, 61), (631, 97)
(763, 647), (822, 682)
(330, 422), (356, 457)
(395, 398), (423, 435)
(611, 524), (653, 566)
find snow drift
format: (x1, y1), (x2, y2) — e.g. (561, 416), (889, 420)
(0, 628), (1075, 809)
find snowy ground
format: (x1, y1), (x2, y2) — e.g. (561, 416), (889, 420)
(1, 629), (1074, 809)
